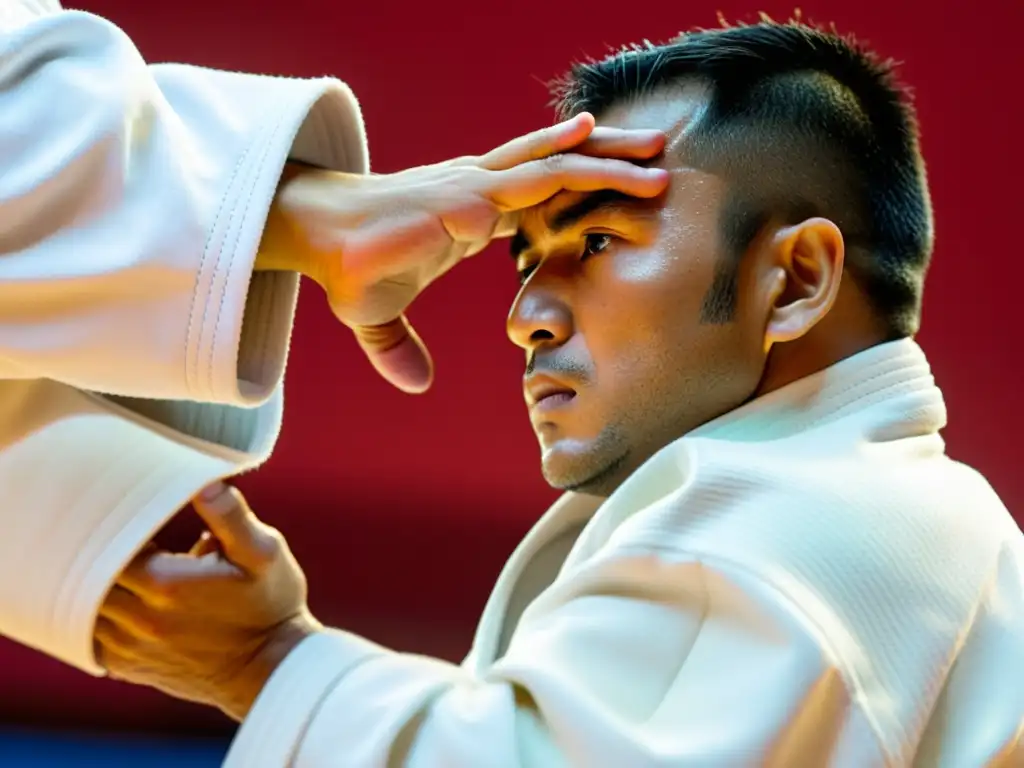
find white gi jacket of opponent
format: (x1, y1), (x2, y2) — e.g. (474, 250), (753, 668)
(1, 3), (1022, 766)
(0, 1), (367, 668)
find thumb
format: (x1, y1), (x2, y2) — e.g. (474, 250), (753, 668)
(351, 316), (434, 394)
(191, 482), (276, 573)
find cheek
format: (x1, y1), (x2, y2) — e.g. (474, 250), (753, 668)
(608, 245), (684, 284)
(573, 247), (712, 414)
(578, 243), (762, 421)
(588, 242), (714, 342)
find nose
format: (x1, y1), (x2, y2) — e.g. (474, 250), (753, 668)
(506, 281), (574, 353)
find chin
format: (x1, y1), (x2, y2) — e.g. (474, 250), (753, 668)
(541, 446), (631, 498)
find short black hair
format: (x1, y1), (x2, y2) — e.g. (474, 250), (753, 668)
(550, 16), (934, 337)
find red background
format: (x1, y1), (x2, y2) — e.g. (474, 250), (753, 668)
(3, 0), (1021, 741)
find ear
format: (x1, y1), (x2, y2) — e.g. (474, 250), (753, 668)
(758, 217), (845, 349)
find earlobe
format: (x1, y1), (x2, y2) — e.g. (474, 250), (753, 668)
(763, 217), (845, 347)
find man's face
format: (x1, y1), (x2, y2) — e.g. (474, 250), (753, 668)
(506, 89), (770, 497)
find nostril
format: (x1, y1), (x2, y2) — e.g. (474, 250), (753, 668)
(530, 329), (555, 343)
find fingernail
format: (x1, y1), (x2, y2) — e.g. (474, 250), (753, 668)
(199, 481), (228, 502)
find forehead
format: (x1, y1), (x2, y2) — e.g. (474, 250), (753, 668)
(520, 85), (719, 239)
(599, 81), (711, 137)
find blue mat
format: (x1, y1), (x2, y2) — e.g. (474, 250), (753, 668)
(0, 730), (228, 766)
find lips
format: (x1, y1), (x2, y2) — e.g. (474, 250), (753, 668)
(525, 375), (577, 409)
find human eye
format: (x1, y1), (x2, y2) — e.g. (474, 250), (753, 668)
(582, 233), (615, 258)
(517, 233), (617, 284)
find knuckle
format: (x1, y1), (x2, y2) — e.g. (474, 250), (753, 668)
(249, 526), (286, 568)
(542, 153), (566, 172)
(262, 525), (286, 548)
(457, 165), (489, 184)
(443, 154), (478, 168)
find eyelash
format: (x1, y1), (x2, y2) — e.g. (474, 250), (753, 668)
(583, 233), (613, 257)
(517, 233), (615, 285)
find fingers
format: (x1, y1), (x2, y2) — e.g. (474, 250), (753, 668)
(100, 585), (160, 640)
(94, 617), (139, 671)
(191, 483), (283, 574)
(476, 113), (596, 171)
(189, 530), (221, 557)
(473, 119), (665, 171)
(117, 548), (239, 602)
(351, 316), (434, 394)
(482, 154), (670, 211)
(574, 127), (666, 160)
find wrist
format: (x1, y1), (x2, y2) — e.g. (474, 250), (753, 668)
(255, 163), (323, 280)
(223, 611), (324, 722)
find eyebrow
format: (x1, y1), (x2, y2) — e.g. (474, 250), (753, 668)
(510, 189), (656, 259)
